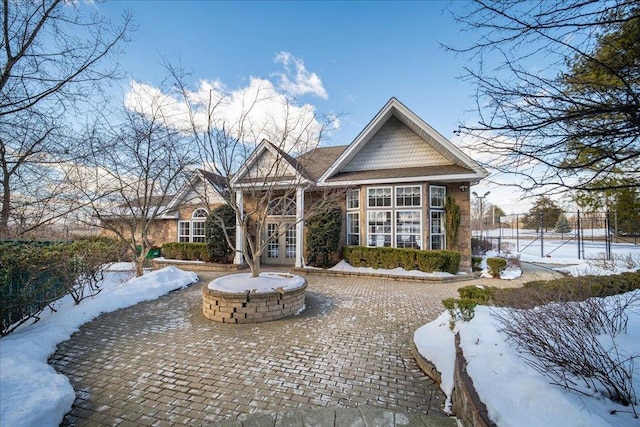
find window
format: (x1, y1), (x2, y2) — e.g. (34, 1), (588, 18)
(368, 187), (392, 207)
(268, 196), (296, 216)
(396, 186), (421, 207)
(346, 212), (360, 246)
(430, 211), (445, 250)
(430, 186), (446, 208)
(362, 184), (424, 250)
(347, 189), (360, 210)
(178, 221), (190, 243)
(178, 208), (208, 242)
(396, 211), (421, 249)
(368, 211), (392, 247)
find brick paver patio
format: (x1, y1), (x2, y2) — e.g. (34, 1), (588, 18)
(50, 267), (556, 426)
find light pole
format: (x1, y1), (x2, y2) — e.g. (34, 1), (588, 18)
(472, 191), (491, 239)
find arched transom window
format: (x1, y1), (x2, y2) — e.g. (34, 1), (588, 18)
(178, 208), (209, 242)
(267, 196), (296, 216)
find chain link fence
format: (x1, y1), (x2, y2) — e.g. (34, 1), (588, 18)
(474, 210), (639, 260)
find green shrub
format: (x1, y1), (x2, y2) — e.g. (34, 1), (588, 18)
(306, 205), (342, 268)
(205, 204), (236, 263)
(442, 285), (494, 327)
(161, 242), (209, 261)
(343, 246), (461, 274)
(487, 257), (507, 278)
(472, 256), (483, 271)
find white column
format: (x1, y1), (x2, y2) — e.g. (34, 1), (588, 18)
(295, 187), (305, 268)
(234, 190), (244, 265)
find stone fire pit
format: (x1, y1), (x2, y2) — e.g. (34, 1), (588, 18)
(202, 272), (306, 324)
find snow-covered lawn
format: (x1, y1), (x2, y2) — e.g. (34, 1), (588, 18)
(415, 244), (640, 426)
(0, 265), (197, 427)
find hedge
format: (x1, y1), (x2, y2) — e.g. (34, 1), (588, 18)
(343, 246), (461, 274)
(161, 242), (211, 262)
(0, 238), (124, 336)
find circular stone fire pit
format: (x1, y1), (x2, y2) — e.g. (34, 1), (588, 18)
(202, 272), (306, 324)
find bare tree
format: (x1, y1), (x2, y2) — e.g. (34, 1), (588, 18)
(70, 94), (195, 277)
(0, 0), (131, 237)
(448, 0), (639, 194)
(167, 67), (342, 277)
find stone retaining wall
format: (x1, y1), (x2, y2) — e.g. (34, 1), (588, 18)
(411, 334), (495, 427)
(202, 282), (306, 324)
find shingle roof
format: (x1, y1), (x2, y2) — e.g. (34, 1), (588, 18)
(295, 145), (348, 181)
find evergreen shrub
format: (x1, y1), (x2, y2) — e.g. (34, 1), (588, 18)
(306, 205), (342, 268)
(205, 204), (236, 263)
(487, 257), (507, 278)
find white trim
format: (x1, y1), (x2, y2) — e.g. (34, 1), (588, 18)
(234, 191), (244, 264)
(315, 173), (486, 187)
(295, 187), (304, 268)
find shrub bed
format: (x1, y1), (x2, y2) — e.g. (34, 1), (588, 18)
(161, 242), (211, 262)
(343, 246), (461, 274)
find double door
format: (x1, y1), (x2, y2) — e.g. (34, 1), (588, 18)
(263, 220), (296, 265)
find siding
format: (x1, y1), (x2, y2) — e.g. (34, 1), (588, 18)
(343, 116), (451, 172)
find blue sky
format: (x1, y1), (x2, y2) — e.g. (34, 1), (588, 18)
(96, 1), (532, 212)
(100, 1), (473, 141)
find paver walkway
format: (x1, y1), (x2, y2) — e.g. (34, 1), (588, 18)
(50, 266), (559, 426)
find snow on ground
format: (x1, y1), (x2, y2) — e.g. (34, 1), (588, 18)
(415, 239), (640, 426)
(0, 265), (198, 427)
(328, 260), (459, 278)
(416, 299), (640, 426)
(208, 272), (305, 293)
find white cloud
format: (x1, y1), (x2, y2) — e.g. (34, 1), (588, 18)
(273, 51), (328, 100)
(124, 76), (328, 154)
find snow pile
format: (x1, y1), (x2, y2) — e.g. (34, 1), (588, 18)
(328, 260), (457, 278)
(208, 272), (305, 293)
(415, 293), (640, 426)
(0, 266), (198, 427)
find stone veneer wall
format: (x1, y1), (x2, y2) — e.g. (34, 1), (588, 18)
(202, 282), (306, 324)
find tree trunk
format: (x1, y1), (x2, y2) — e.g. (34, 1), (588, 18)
(249, 254), (261, 278)
(1, 176), (10, 238)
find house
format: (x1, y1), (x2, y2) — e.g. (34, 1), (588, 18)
(99, 169), (227, 247)
(122, 98), (487, 271)
(229, 98), (488, 271)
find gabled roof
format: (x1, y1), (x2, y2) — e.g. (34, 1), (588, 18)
(164, 169), (227, 215)
(317, 97), (488, 185)
(294, 145), (348, 181)
(231, 139), (310, 187)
